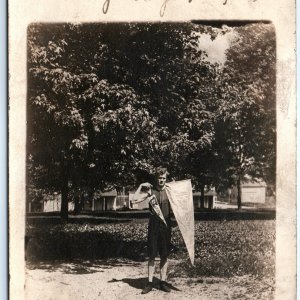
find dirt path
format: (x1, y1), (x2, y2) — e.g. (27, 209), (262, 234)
(25, 259), (274, 300)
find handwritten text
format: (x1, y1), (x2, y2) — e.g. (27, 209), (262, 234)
(102, 0), (228, 16)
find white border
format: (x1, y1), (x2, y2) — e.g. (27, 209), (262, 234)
(8, 1), (296, 299)
(1, 0), (7, 298)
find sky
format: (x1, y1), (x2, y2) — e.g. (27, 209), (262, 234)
(195, 26), (238, 66)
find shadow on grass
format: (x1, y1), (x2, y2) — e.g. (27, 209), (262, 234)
(26, 259), (142, 275)
(26, 209), (276, 225)
(108, 276), (181, 291)
(26, 231), (149, 261)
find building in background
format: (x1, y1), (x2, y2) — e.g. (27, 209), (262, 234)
(91, 190), (118, 211)
(193, 190), (217, 209)
(43, 193), (74, 212)
(220, 179), (268, 205)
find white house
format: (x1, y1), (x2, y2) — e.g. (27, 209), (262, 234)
(193, 190), (217, 209)
(228, 179), (267, 204)
(92, 189), (118, 211)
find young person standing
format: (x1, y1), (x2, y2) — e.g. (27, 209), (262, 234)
(133, 167), (172, 294)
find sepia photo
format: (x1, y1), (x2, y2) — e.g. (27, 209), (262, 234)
(9, 1), (296, 300)
(23, 21), (277, 299)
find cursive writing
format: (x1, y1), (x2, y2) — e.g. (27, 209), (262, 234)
(102, 0), (110, 14)
(102, 0), (230, 15)
(102, 0), (202, 16)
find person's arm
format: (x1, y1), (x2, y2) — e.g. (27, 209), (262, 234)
(131, 182), (152, 203)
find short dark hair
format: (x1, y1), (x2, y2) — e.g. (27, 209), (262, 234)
(154, 167), (169, 177)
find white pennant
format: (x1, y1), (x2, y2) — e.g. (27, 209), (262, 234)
(166, 180), (195, 265)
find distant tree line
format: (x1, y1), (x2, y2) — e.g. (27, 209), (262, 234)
(27, 22), (276, 218)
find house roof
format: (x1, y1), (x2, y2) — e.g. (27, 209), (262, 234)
(94, 189), (118, 197)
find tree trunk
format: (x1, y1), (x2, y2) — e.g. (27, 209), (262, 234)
(74, 193), (80, 215)
(237, 178), (241, 210)
(79, 193), (84, 212)
(74, 188), (84, 214)
(200, 185), (205, 209)
(60, 157), (69, 220)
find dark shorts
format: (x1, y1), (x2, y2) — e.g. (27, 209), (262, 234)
(147, 216), (171, 260)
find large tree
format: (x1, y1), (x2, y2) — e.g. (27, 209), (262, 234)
(27, 23), (218, 218)
(214, 23), (276, 208)
(27, 22), (276, 216)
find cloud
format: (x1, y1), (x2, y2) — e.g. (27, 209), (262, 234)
(196, 28), (238, 66)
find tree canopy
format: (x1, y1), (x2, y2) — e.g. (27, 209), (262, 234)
(27, 22), (276, 215)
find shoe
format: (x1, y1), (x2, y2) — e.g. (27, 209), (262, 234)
(141, 282), (153, 294)
(160, 281), (171, 293)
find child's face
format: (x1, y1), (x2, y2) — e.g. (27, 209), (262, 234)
(156, 173), (167, 188)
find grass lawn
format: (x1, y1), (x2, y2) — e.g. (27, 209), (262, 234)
(26, 219), (275, 279)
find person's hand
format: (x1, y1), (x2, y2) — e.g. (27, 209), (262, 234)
(140, 182), (152, 189)
(140, 182), (152, 195)
(132, 182), (152, 203)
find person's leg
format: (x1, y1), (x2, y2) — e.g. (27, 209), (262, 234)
(159, 222), (171, 292)
(159, 221), (171, 281)
(143, 217), (157, 294)
(160, 256), (168, 281)
(147, 223), (157, 284)
(159, 256), (171, 292)
(148, 258), (155, 282)
(142, 257), (155, 294)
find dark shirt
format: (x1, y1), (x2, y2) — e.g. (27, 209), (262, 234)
(151, 188), (170, 219)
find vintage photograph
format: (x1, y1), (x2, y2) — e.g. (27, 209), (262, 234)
(24, 22), (276, 299)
